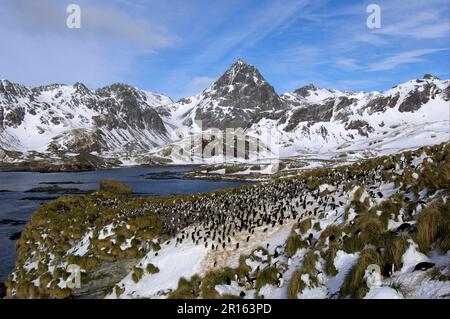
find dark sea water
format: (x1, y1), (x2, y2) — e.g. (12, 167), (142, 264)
(0, 167), (251, 283)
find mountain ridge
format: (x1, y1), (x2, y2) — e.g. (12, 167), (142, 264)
(0, 60), (449, 169)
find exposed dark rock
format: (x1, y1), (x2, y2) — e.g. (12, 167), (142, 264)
(365, 94), (399, 114)
(5, 106), (26, 127)
(399, 83), (434, 112)
(444, 84), (450, 101)
(284, 99), (335, 131)
(335, 96), (357, 111)
(95, 83), (167, 134)
(71, 258), (138, 299)
(0, 106), (4, 131)
(177, 98), (192, 105)
(39, 181), (84, 185)
(73, 82), (91, 95)
(317, 125), (329, 139)
(0, 80), (30, 103)
(345, 120), (374, 137)
(423, 74), (439, 80)
(21, 196), (59, 201)
(47, 129), (106, 154)
(293, 84), (317, 97)
(193, 59), (286, 129)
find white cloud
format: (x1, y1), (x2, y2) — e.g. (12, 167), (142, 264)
(82, 5), (179, 53)
(0, 0), (178, 87)
(194, 0), (312, 63)
(367, 48), (448, 71)
(8, 0), (178, 53)
(188, 76), (215, 92)
(374, 10), (449, 40)
(335, 58), (361, 70)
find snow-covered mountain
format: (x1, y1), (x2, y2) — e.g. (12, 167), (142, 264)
(156, 61), (449, 164)
(276, 73), (449, 156)
(0, 81), (172, 157)
(0, 60), (448, 168)
(158, 59), (286, 132)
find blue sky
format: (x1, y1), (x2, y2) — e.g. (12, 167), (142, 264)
(0, 0), (448, 99)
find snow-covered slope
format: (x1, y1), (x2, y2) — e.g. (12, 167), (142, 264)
(1, 61), (448, 168)
(153, 62), (449, 164)
(6, 142), (449, 299)
(0, 81), (172, 158)
(275, 74), (449, 157)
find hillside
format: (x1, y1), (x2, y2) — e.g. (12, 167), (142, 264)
(5, 142), (449, 299)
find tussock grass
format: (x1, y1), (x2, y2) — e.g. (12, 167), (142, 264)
(319, 225), (342, 244)
(323, 242), (340, 276)
(115, 285), (125, 297)
(286, 250), (319, 299)
(342, 213), (385, 254)
(318, 225), (343, 276)
(201, 268), (237, 299)
(131, 266), (144, 283)
(340, 248), (382, 299)
(415, 198), (449, 253)
(298, 218), (312, 235)
(344, 187), (369, 221)
(238, 255), (252, 275)
(286, 230), (305, 257)
(378, 199), (403, 228)
(67, 255), (101, 272)
(99, 179), (133, 194)
(146, 263), (160, 274)
(287, 269), (306, 299)
(431, 268), (450, 281)
(168, 275), (202, 299)
(255, 267), (278, 292)
(382, 234), (409, 269)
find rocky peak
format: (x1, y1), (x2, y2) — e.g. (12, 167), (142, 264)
(293, 84), (317, 97)
(214, 59), (267, 88)
(97, 83), (139, 96)
(92, 83), (167, 134)
(192, 59), (286, 129)
(206, 59), (284, 110)
(73, 82), (91, 95)
(31, 83), (66, 94)
(0, 80), (30, 100)
(423, 74), (440, 80)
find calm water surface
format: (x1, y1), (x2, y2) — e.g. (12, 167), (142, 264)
(0, 167), (252, 282)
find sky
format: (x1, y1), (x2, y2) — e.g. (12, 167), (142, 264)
(0, 0), (448, 100)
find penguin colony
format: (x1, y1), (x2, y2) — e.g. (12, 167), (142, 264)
(115, 156), (418, 252)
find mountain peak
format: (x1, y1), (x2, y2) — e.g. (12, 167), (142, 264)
(190, 59), (285, 129)
(73, 82), (90, 94)
(293, 83), (317, 97)
(0, 79), (30, 98)
(423, 74), (440, 80)
(214, 59), (266, 89)
(233, 58), (249, 67)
